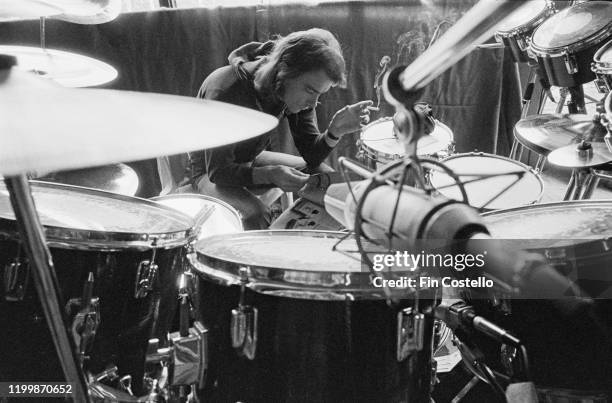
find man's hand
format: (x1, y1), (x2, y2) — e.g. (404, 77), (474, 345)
(327, 100), (374, 138)
(253, 165), (309, 193)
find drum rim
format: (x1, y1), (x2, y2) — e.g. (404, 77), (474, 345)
(495, 0), (554, 38)
(481, 200), (612, 249)
(431, 152), (545, 209)
(151, 192), (243, 226)
(0, 180), (195, 250)
(592, 38), (612, 72)
(190, 229), (419, 299)
(481, 198), (612, 217)
(530, 1), (612, 56)
(359, 117), (453, 161)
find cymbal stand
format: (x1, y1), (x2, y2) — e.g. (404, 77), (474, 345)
(510, 62), (551, 172)
(563, 166), (612, 200)
(4, 175), (90, 402)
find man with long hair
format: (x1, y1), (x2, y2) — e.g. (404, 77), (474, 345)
(189, 28), (372, 229)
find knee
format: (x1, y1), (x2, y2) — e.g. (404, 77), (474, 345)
(240, 200), (271, 230)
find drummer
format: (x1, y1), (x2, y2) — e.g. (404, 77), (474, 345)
(188, 28), (372, 229)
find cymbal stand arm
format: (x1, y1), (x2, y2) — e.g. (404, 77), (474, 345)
(4, 175), (90, 403)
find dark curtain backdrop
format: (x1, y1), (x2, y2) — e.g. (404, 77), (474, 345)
(0, 2), (521, 197)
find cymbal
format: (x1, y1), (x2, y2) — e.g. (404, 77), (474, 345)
(52, 0), (120, 25)
(0, 67), (278, 177)
(37, 163), (139, 196)
(0, 0), (119, 23)
(0, 45), (117, 87)
(547, 141), (612, 168)
(514, 114), (606, 156)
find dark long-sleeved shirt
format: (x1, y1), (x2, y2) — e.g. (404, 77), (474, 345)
(189, 51), (333, 187)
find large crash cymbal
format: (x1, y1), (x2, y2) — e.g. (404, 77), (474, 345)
(547, 141), (612, 168)
(0, 45), (117, 87)
(0, 66), (278, 176)
(514, 114), (605, 155)
(37, 163), (139, 196)
(0, 0), (119, 23)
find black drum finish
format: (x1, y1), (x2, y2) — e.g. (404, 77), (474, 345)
(0, 240), (185, 395)
(196, 281), (436, 403)
(536, 45), (604, 87)
(530, 1), (612, 88)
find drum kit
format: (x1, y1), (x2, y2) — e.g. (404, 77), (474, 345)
(1, 1), (612, 403)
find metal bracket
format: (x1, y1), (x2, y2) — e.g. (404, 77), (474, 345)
(563, 50), (578, 75)
(231, 267), (258, 360)
(396, 306), (425, 362)
(65, 296), (100, 360)
(135, 249), (158, 299)
(3, 255), (29, 302)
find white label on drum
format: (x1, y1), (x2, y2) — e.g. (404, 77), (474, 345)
(553, 12), (592, 36)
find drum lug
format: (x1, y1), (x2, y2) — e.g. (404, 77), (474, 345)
(544, 248), (567, 263)
(396, 307), (425, 362)
(3, 255), (29, 302)
(563, 50), (578, 75)
(135, 249), (159, 299)
(231, 267), (258, 360)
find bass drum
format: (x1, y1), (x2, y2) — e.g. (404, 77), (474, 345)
(359, 117), (454, 169)
(530, 1), (612, 87)
(189, 230), (437, 403)
(482, 201), (612, 396)
(494, 0), (556, 63)
(0, 182), (194, 394)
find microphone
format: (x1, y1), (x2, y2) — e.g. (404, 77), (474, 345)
(434, 298), (520, 346)
(323, 175), (584, 299)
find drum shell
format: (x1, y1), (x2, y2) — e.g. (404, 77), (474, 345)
(0, 239), (186, 391)
(497, 35), (534, 63)
(534, 45), (601, 87)
(194, 278), (435, 403)
(481, 202), (612, 393)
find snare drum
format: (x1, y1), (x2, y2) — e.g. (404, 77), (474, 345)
(152, 193), (243, 239)
(429, 153), (544, 211)
(359, 117), (454, 169)
(530, 1), (612, 87)
(0, 182), (193, 393)
(189, 230), (437, 402)
(592, 38), (612, 93)
(482, 201), (612, 392)
(495, 0), (556, 63)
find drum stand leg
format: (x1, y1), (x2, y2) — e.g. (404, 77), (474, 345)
(4, 175), (90, 403)
(563, 168), (601, 200)
(510, 66), (538, 161)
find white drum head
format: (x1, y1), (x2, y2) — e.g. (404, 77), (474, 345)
(496, 0), (548, 33)
(152, 194), (242, 239)
(430, 154), (543, 210)
(361, 118), (453, 161)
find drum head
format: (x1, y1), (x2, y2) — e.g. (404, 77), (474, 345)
(361, 118), (453, 160)
(152, 193), (242, 238)
(532, 1), (612, 52)
(430, 154), (543, 210)
(191, 230), (414, 299)
(496, 0), (549, 33)
(483, 200), (612, 248)
(0, 181), (193, 249)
